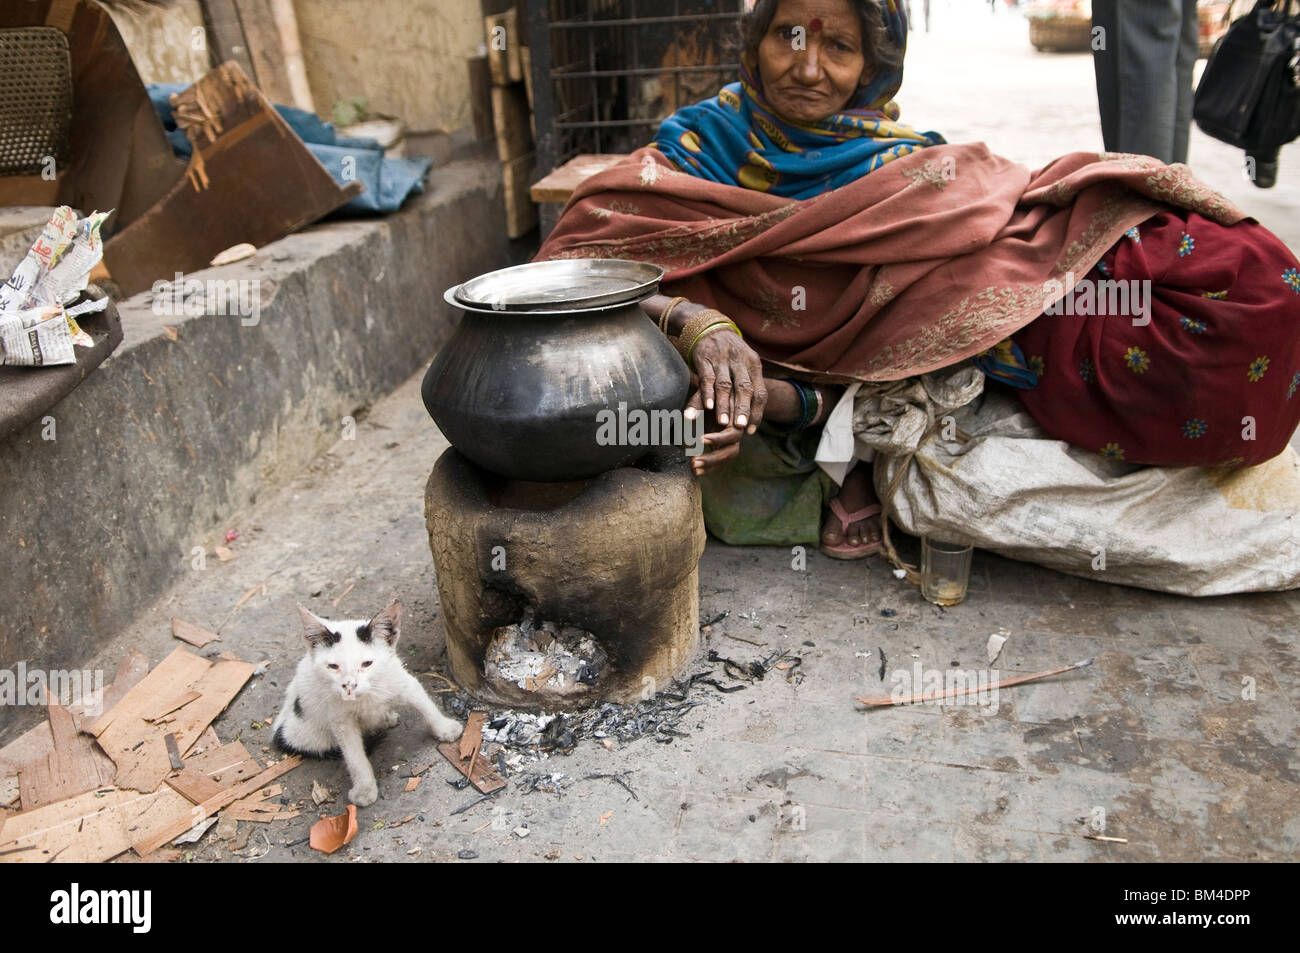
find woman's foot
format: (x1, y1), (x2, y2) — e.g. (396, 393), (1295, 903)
(820, 464), (882, 560)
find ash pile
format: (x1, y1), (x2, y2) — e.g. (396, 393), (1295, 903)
(443, 644), (800, 780)
(483, 614), (607, 696)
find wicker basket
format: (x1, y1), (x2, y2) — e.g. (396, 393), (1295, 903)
(1028, 14), (1093, 53)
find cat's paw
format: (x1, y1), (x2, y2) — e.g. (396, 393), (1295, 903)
(430, 716), (463, 743)
(348, 779), (379, 807)
(384, 710), (401, 729)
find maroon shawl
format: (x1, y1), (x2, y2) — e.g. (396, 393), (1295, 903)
(536, 144), (1246, 383)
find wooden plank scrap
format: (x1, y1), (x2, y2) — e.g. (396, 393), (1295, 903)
(0, 650), (151, 807)
(439, 713), (504, 794)
(0, 787), (160, 864)
(468, 55), (494, 142)
(143, 690), (202, 724)
(90, 648), (255, 794)
(171, 618), (220, 648)
(225, 797), (299, 822)
(457, 712), (488, 762)
(131, 756), (301, 856)
(166, 767), (228, 805)
(171, 658), (257, 759)
(491, 83), (532, 164)
(530, 154), (627, 204)
(198, 0), (258, 81)
(233, 0), (298, 107)
(187, 741), (259, 786)
(0, 742), (272, 864)
(16, 703), (114, 810)
(485, 8), (524, 85)
(503, 151), (538, 239)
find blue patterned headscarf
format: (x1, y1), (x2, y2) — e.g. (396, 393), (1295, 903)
(652, 0), (943, 199)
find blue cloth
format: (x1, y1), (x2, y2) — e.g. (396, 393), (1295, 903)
(652, 0), (943, 199)
(973, 339), (1040, 390)
(146, 84), (431, 215)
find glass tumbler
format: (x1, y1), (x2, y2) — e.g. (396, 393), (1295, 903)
(921, 536), (973, 606)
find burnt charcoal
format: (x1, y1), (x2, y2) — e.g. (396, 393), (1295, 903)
(540, 714), (577, 752)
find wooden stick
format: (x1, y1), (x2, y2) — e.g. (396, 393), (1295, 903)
(856, 658), (1094, 708)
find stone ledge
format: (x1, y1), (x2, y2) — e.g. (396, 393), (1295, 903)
(0, 155), (508, 689)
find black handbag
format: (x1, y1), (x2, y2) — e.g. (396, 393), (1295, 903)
(1193, 0), (1300, 188)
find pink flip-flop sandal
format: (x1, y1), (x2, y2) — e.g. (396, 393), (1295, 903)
(820, 498), (883, 561)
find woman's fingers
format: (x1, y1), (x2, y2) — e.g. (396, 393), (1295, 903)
(732, 369), (754, 431)
(747, 375), (768, 434)
(713, 360), (734, 427)
(691, 423), (744, 474)
(696, 358), (716, 413)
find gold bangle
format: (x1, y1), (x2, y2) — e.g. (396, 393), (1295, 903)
(686, 321), (741, 365)
(675, 308), (730, 361)
(659, 296), (688, 335)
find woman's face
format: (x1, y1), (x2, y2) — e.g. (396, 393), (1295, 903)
(757, 0), (873, 124)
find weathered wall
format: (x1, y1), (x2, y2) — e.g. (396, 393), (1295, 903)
(0, 156), (506, 712)
(294, 0), (485, 134)
(102, 0), (212, 86)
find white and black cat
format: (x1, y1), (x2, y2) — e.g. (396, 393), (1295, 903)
(271, 600), (462, 806)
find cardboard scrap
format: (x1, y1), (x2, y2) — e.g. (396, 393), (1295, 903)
(403, 776), (421, 793)
(171, 618), (220, 647)
(310, 804), (358, 855)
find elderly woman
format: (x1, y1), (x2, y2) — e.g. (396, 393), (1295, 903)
(538, 0), (1300, 560)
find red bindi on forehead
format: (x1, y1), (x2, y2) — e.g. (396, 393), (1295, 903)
(809, 16), (823, 31)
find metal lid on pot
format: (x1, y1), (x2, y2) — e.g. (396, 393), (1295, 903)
(451, 259), (664, 312)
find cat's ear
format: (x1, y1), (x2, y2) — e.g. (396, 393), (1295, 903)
(298, 605), (337, 650)
(368, 599), (402, 647)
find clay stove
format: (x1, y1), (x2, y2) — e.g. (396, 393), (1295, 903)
(421, 260), (705, 711)
(424, 449), (705, 709)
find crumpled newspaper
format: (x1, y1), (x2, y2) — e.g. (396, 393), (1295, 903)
(0, 206), (112, 367)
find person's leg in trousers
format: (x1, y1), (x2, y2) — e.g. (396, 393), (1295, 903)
(1096, 0), (1184, 162)
(1172, 0), (1199, 164)
(1092, 0), (1120, 152)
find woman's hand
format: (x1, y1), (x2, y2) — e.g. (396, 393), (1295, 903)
(686, 328), (767, 476)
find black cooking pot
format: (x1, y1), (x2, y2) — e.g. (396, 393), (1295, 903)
(422, 260), (690, 482)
